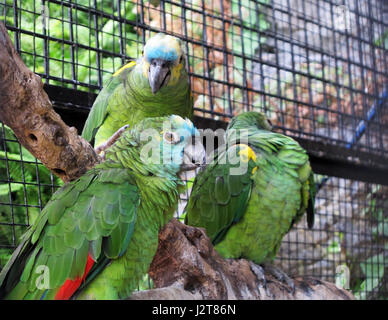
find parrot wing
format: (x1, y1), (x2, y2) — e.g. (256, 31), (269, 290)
(81, 61), (136, 144)
(0, 165), (139, 300)
(185, 145), (255, 244)
(249, 131), (315, 230)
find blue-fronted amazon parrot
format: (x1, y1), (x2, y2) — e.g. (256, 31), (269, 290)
(185, 111), (315, 289)
(82, 33), (193, 148)
(0, 115), (205, 300)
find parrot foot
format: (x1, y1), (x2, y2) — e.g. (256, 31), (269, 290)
(261, 263), (295, 295)
(94, 124), (130, 159)
(249, 261), (273, 297)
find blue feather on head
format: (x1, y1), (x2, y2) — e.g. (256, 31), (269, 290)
(145, 46), (178, 62)
(169, 115), (199, 140)
(144, 33), (182, 63)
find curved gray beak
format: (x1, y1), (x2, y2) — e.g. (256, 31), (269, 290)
(180, 137), (206, 172)
(149, 59), (171, 94)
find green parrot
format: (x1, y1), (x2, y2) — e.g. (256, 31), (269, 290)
(185, 111), (315, 288)
(82, 33), (193, 148)
(0, 115), (205, 300)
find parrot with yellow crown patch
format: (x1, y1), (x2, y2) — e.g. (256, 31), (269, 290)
(82, 33), (193, 149)
(185, 111), (315, 291)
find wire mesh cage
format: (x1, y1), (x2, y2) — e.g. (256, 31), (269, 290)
(0, 0), (387, 299)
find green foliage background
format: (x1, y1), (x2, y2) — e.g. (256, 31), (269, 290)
(0, 0), (141, 269)
(0, 126), (63, 268)
(1, 0), (141, 91)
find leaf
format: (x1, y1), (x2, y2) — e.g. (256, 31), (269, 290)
(358, 253), (385, 295)
(372, 219), (388, 237)
(327, 240), (341, 254)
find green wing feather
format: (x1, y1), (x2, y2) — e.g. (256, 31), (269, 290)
(185, 145), (255, 244)
(186, 123), (315, 262)
(0, 165), (139, 299)
(81, 61), (136, 144)
(249, 130), (315, 231)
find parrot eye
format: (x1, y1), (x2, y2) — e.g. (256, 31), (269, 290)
(163, 131), (180, 144)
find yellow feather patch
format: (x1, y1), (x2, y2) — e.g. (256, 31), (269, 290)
(252, 166), (258, 174)
(170, 63), (183, 85)
(238, 144), (257, 163)
(142, 60), (150, 78)
(113, 61), (136, 77)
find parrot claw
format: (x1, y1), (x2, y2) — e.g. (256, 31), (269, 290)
(249, 261), (272, 297)
(262, 263), (295, 295)
(94, 124), (130, 159)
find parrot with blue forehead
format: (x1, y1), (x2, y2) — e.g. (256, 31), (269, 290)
(82, 33), (193, 149)
(185, 111), (315, 290)
(0, 115), (205, 300)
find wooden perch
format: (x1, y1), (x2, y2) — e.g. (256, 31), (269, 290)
(130, 219), (354, 300)
(0, 22), (99, 182)
(0, 22), (354, 300)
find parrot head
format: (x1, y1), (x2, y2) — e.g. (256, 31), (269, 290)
(227, 111), (273, 132)
(142, 33), (186, 94)
(109, 115), (205, 178)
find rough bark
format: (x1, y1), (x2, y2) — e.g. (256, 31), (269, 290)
(0, 22), (99, 182)
(0, 22), (354, 300)
(130, 219), (354, 300)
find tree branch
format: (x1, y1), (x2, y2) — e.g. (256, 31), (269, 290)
(0, 22), (354, 300)
(0, 22), (99, 183)
(130, 219), (354, 300)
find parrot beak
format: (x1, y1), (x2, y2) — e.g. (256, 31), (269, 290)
(148, 59), (171, 94)
(180, 137), (206, 172)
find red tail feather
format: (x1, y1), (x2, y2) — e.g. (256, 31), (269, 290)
(54, 254), (95, 300)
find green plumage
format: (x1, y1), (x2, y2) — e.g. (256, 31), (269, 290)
(0, 116), (198, 300)
(185, 111), (315, 264)
(82, 34), (193, 147)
